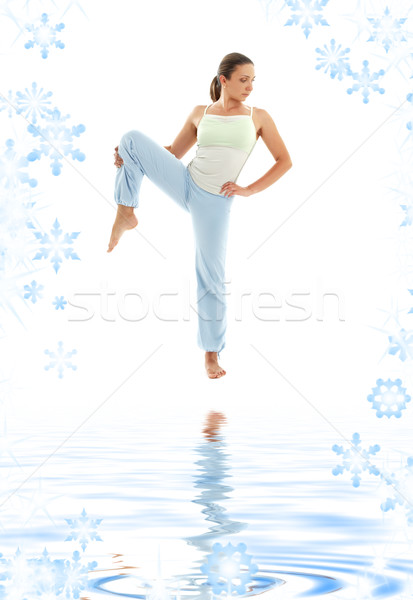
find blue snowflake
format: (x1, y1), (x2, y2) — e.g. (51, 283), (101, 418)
(0, 186), (39, 236)
(24, 12), (65, 59)
(284, 0), (329, 39)
(27, 107), (86, 176)
(367, 378), (411, 418)
(400, 200), (413, 227)
(332, 432), (381, 488)
(0, 139), (37, 190)
(44, 340), (77, 378)
(315, 38), (351, 80)
(0, 187), (41, 277)
(380, 456), (413, 526)
(346, 60), (385, 104)
(0, 89), (18, 119)
(367, 6), (407, 54)
(65, 507), (103, 552)
(0, 547), (53, 596)
(33, 218), (80, 273)
(0, 547), (60, 596)
(387, 328), (413, 361)
(201, 542), (259, 596)
(23, 280), (44, 303)
(15, 81), (54, 124)
(0, 547), (97, 598)
(53, 295), (67, 309)
(56, 550), (97, 598)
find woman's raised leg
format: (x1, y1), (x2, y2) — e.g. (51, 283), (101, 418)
(108, 129), (189, 252)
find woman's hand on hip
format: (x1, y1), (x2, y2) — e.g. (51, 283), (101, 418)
(220, 182), (253, 197)
(114, 145), (124, 168)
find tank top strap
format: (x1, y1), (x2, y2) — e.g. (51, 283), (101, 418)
(204, 104), (212, 116)
(250, 105), (253, 117)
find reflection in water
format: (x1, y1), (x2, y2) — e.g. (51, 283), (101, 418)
(183, 411), (248, 555)
(87, 413), (412, 598)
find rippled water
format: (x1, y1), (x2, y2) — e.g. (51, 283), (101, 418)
(2, 413), (412, 599)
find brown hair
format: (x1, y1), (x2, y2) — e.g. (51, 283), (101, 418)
(210, 52), (254, 102)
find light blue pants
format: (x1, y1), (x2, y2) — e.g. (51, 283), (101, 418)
(114, 129), (234, 357)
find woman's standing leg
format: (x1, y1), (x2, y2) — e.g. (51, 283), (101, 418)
(187, 172), (234, 372)
(108, 129), (189, 251)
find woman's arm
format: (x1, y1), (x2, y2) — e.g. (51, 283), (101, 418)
(164, 106), (200, 159)
(114, 107), (199, 165)
(246, 108), (292, 195)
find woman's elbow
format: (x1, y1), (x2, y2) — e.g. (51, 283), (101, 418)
(284, 154), (293, 169)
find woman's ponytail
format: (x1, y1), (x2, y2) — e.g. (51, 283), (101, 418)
(209, 74), (221, 102)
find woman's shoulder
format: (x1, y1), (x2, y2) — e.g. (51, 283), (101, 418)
(253, 107), (275, 129)
(252, 106), (267, 116)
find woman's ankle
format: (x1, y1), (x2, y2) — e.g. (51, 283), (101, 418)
(117, 204), (135, 213)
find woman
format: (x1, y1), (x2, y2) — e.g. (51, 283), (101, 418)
(108, 52), (292, 379)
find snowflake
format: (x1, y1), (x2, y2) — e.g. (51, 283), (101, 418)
(400, 200), (413, 227)
(380, 456), (413, 525)
(53, 295), (67, 309)
(0, 89), (18, 119)
(56, 550), (98, 598)
(367, 378), (411, 418)
(44, 340), (77, 378)
(32, 218), (80, 273)
(0, 547), (40, 596)
(15, 81), (54, 124)
(284, 0), (329, 39)
(0, 546), (97, 598)
(0, 189), (42, 280)
(24, 12), (65, 59)
(332, 432), (381, 487)
(367, 6), (408, 54)
(0, 546), (58, 597)
(23, 279), (44, 303)
(201, 542), (259, 596)
(0, 138), (37, 190)
(315, 38), (351, 80)
(65, 507), (103, 552)
(0, 185), (44, 328)
(387, 327), (413, 361)
(27, 107), (86, 176)
(346, 60), (385, 104)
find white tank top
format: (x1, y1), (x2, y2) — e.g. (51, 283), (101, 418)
(187, 104), (257, 196)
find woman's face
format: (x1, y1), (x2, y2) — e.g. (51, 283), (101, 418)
(224, 64), (255, 101)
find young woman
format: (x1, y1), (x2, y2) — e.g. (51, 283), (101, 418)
(108, 52), (292, 379)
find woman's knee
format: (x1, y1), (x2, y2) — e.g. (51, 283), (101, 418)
(119, 129), (144, 147)
(118, 130), (149, 163)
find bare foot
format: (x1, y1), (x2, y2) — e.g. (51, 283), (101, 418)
(107, 205), (138, 252)
(205, 352), (226, 379)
